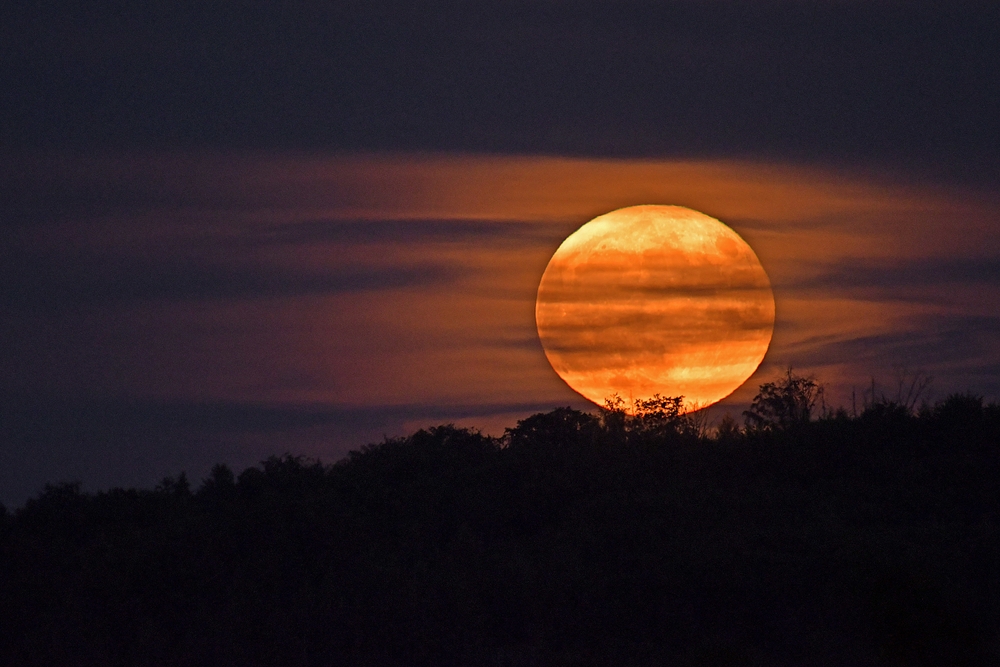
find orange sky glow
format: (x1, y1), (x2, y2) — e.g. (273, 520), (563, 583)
(6, 152), (1000, 430)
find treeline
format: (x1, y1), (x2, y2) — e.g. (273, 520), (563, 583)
(1, 381), (999, 666)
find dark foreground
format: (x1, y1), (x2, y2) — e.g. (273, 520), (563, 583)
(1, 395), (998, 666)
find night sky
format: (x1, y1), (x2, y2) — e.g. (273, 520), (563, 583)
(2, 0), (999, 505)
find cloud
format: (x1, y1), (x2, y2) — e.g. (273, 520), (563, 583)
(0, 394), (549, 437)
(0, 252), (461, 312)
(793, 322), (989, 368)
(784, 256), (1000, 292)
(0, 152), (947, 226)
(772, 312), (1000, 399)
(243, 218), (556, 247)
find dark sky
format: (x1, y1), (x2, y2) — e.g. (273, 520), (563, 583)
(4, 1), (999, 174)
(2, 0), (1000, 505)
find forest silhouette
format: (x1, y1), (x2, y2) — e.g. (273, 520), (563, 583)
(1, 372), (998, 666)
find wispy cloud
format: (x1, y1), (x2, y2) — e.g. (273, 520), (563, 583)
(241, 218), (556, 247)
(783, 256), (1000, 292)
(0, 251), (461, 312)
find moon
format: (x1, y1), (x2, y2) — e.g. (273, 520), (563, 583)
(535, 205), (774, 410)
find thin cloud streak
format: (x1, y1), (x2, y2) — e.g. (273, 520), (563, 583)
(0, 254), (463, 312)
(782, 256), (1000, 291)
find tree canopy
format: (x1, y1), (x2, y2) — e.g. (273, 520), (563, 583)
(1, 381), (998, 666)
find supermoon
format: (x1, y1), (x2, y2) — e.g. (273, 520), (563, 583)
(535, 205), (774, 410)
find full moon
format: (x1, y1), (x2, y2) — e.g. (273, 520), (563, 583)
(535, 205), (775, 410)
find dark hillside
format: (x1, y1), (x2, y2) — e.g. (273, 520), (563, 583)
(1, 394), (998, 666)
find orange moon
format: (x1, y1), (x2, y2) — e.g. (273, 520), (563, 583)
(535, 205), (775, 410)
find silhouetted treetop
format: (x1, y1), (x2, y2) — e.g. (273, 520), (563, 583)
(744, 368), (824, 431)
(505, 407), (600, 451)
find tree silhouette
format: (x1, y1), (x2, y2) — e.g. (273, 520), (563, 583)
(1, 376), (998, 665)
(600, 392), (695, 441)
(505, 406), (600, 451)
(743, 368), (824, 431)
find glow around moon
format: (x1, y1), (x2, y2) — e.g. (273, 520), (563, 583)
(535, 205), (775, 410)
